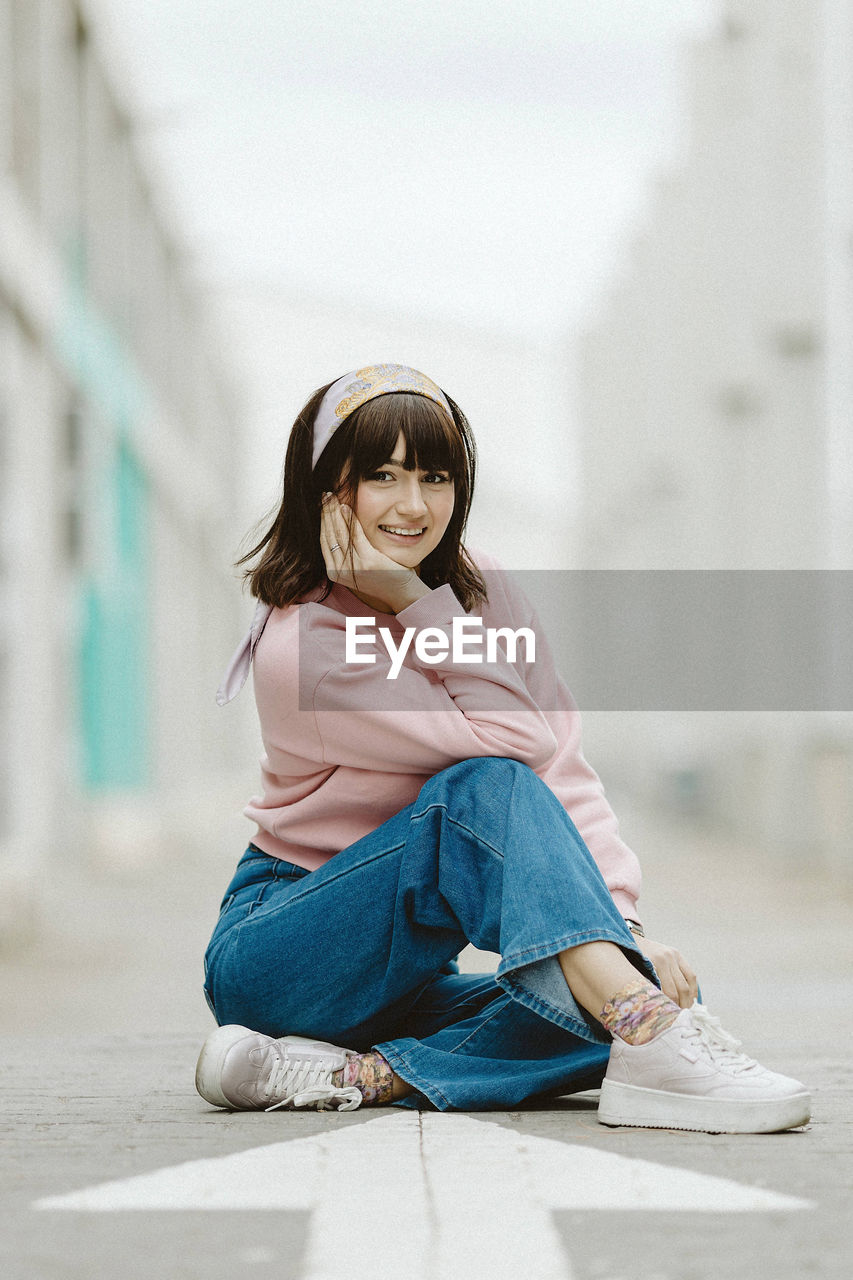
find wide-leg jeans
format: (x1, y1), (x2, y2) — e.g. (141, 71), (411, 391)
(202, 757), (657, 1111)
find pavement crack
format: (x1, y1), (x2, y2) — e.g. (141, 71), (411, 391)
(418, 1111), (441, 1280)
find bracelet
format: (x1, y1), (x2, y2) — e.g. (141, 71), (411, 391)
(625, 919), (645, 938)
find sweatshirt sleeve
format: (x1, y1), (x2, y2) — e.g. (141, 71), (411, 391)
(315, 584), (560, 771)
(253, 584), (559, 778)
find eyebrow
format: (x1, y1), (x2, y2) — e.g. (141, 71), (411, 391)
(382, 458), (449, 471)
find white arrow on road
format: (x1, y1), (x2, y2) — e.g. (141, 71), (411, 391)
(33, 1112), (812, 1280)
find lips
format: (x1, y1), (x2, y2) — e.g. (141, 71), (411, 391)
(379, 525), (426, 540)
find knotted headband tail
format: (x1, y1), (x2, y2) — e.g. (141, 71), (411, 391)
(216, 601), (273, 705)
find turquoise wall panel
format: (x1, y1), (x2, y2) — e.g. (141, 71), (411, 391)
(78, 436), (151, 789)
(61, 242), (153, 791)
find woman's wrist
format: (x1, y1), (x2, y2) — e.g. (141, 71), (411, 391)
(386, 572), (432, 613)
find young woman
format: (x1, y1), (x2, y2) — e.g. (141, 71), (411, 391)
(196, 363), (809, 1132)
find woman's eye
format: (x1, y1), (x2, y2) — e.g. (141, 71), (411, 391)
(365, 469), (450, 484)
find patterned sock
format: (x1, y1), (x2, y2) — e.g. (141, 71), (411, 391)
(600, 978), (681, 1045)
(332, 1051), (395, 1105)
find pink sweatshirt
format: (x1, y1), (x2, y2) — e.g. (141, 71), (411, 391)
(218, 551), (642, 921)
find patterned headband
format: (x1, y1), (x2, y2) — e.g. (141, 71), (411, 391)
(311, 363), (454, 468)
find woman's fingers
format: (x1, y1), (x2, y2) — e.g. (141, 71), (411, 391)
(327, 497), (391, 572)
(319, 519), (337, 579)
(636, 938), (698, 1010)
(668, 962), (693, 1009)
(336, 503), (373, 560)
(663, 951), (697, 1009)
(656, 961), (678, 1006)
(320, 495), (347, 576)
(668, 947), (698, 1007)
(320, 496), (377, 589)
(683, 957), (699, 1006)
(325, 496), (358, 563)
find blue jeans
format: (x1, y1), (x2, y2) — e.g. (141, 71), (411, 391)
(202, 758), (656, 1111)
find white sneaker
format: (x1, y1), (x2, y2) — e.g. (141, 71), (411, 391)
(598, 1004), (811, 1133)
(195, 1025), (363, 1112)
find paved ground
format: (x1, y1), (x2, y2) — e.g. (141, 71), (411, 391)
(1, 808), (851, 1279)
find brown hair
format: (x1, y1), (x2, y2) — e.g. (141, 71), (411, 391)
(236, 381), (487, 610)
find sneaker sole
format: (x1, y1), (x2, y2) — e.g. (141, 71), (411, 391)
(195, 1024), (258, 1108)
(597, 1079), (811, 1134)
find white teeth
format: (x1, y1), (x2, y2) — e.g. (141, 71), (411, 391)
(381, 526), (424, 537)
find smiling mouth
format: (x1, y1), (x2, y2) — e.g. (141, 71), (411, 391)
(379, 525), (426, 538)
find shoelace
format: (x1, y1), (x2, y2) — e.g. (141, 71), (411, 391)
(262, 1047), (363, 1112)
(684, 1004), (759, 1075)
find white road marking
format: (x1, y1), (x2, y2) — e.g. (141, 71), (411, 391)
(33, 1112), (812, 1280)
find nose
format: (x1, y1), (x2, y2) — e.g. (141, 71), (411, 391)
(394, 476), (429, 518)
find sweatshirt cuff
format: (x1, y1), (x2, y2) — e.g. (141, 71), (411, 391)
(396, 583), (466, 628)
(610, 889), (641, 923)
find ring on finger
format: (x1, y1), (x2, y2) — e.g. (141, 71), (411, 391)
(330, 543), (341, 553)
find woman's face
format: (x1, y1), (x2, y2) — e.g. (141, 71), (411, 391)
(350, 431), (455, 571)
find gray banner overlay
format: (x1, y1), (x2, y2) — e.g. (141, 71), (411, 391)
(525, 570), (853, 711)
(298, 571), (853, 712)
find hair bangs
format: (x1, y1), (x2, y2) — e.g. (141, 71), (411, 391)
(348, 393), (466, 481)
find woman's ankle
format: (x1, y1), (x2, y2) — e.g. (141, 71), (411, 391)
(558, 939), (647, 1019)
(391, 1071), (413, 1101)
(600, 978), (681, 1045)
(332, 1051), (403, 1104)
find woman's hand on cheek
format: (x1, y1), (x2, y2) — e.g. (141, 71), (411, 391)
(319, 492), (348, 579)
(319, 494), (430, 613)
(320, 493), (387, 575)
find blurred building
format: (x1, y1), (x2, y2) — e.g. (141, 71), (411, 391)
(0, 0), (248, 944)
(575, 0), (853, 876)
